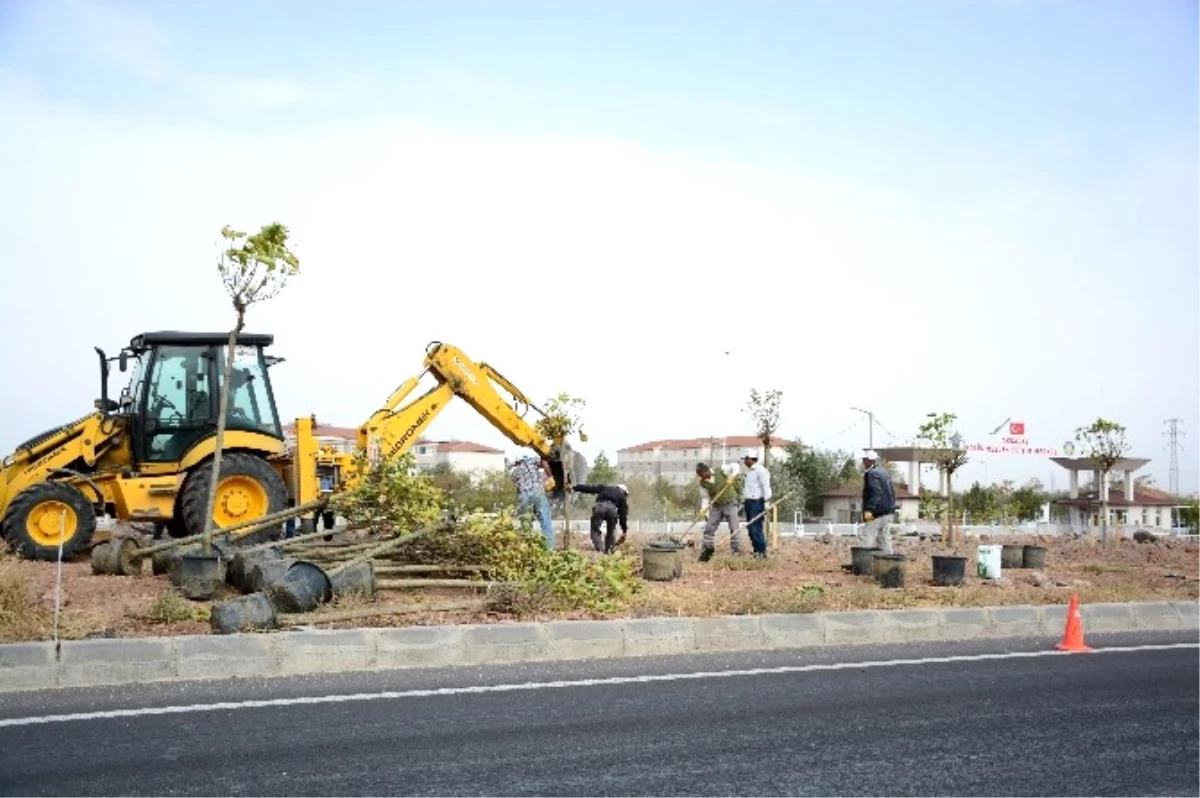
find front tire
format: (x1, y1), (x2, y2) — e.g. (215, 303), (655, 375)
(179, 452), (288, 540)
(3, 482), (97, 561)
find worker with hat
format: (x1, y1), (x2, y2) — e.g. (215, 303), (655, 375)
(740, 448), (772, 558)
(695, 461), (745, 561)
(860, 449), (897, 553)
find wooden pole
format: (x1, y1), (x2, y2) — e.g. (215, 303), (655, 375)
(377, 578), (494, 590)
(325, 524), (436, 578)
(278, 599), (488, 626)
(134, 500), (326, 558)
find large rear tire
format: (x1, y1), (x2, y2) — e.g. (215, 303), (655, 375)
(3, 482), (97, 561)
(179, 452), (288, 540)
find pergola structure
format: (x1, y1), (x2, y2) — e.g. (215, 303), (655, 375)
(1050, 456), (1151, 528)
(874, 446), (967, 496)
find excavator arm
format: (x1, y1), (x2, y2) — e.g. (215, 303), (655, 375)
(315, 342), (571, 500)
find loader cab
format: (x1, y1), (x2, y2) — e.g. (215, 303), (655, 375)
(119, 332), (284, 464)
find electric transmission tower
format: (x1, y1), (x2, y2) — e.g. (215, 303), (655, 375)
(1164, 418), (1184, 497)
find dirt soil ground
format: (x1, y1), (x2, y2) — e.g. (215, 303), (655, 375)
(3, 530), (1197, 641)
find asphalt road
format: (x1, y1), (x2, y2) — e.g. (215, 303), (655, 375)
(1, 630), (1196, 797)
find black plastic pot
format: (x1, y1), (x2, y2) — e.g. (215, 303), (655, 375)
(211, 592), (277, 634)
(267, 560), (332, 613)
(1000, 544), (1024, 570)
(850, 546), (880, 576)
(931, 554), (967, 586)
(173, 554), (226, 600)
(872, 553), (906, 589)
(1022, 545), (1047, 569)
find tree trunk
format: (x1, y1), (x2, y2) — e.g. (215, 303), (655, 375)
(946, 475), (955, 546)
(200, 314), (245, 555)
(1100, 469), (1110, 548)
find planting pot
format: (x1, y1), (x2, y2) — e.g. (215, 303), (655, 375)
(850, 546), (881, 576)
(229, 548), (284, 593)
(1022, 545), (1047, 570)
(267, 560), (333, 613)
(248, 556), (297, 593)
(931, 554), (967, 587)
(1000, 544), (1024, 570)
(172, 554), (226, 600)
(872, 553), (906, 589)
(211, 592), (277, 634)
(976, 545), (1002, 579)
(642, 544), (681, 581)
(330, 560), (377, 600)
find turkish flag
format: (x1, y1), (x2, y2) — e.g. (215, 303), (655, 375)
(1009, 422), (1025, 436)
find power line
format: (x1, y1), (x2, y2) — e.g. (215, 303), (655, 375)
(1164, 418), (1185, 497)
(807, 417), (864, 451)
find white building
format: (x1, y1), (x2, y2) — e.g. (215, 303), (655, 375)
(820, 483), (922, 523)
(282, 423), (505, 475)
(617, 435), (793, 487)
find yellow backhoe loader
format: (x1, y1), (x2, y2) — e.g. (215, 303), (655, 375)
(1, 332), (576, 560)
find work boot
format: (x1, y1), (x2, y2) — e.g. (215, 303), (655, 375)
(698, 547), (715, 562)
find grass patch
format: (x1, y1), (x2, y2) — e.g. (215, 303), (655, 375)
(1082, 563), (1133, 575)
(136, 589), (198, 625)
(706, 555), (777, 571)
(0, 547), (48, 641)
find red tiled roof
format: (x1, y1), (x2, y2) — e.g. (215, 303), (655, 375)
(619, 435), (793, 453)
(1053, 487), (1184, 508)
(282, 422), (359, 440)
(282, 424), (461, 451)
(434, 441), (504, 454)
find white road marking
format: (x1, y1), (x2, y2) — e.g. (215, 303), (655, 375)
(0, 642), (1194, 728)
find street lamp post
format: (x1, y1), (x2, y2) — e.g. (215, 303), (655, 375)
(850, 407), (875, 451)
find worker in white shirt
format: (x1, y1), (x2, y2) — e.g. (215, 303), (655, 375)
(740, 448), (772, 558)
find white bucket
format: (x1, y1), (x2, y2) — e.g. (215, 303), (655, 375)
(976, 545), (1002, 579)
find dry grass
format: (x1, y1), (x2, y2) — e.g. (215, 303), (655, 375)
(0, 548), (48, 641)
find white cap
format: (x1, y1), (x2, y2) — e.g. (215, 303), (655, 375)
(863, 449), (880, 461)
(617, 484), (628, 494)
(742, 448), (758, 459)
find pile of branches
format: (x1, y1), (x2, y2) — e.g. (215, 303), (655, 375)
(323, 451), (641, 615)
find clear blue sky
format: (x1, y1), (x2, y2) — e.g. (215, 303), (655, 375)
(1, 0), (1197, 492)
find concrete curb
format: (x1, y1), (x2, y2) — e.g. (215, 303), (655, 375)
(2, 600), (1196, 693)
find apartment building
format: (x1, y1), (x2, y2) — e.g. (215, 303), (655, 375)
(617, 435), (793, 486)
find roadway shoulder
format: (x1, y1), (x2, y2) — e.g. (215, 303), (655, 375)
(2, 599), (1196, 692)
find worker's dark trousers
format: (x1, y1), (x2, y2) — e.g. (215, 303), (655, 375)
(590, 500), (619, 552)
(744, 498), (767, 554)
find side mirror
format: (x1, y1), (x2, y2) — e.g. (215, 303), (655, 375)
(119, 351), (128, 372)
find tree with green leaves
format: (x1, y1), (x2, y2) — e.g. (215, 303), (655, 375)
(1180, 498), (1199, 533)
(745, 388), (782, 468)
(917, 412), (969, 544)
(587, 451), (619, 485)
(201, 222), (300, 554)
(775, 441), (855, 517)
(1074, 417), (1130, 547)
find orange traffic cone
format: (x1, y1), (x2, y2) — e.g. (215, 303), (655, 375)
(1055, 593), (1094, 653)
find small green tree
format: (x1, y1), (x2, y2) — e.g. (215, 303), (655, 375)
(586, 451), (620, 484)
(200, 222), (300, 554)
(917, 412), (969, 545)
(1180, 498), (1199, 533)
(745, 388), (782, 468)
(1074, 417), (1130, 547)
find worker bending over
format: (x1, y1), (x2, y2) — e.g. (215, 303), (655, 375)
(695, 462), (745, 561)
(572, 482), (630, 554)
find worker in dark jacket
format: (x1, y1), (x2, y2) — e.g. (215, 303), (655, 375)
(572, 483), (629, 554)
(860, 450), (897, 553)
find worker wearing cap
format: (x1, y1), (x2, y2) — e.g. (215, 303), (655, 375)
(860, 450), (896, 553)
(695, 462), (745, 561)
(571, 482), (630, 554)
(740, 448), (772, 558)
